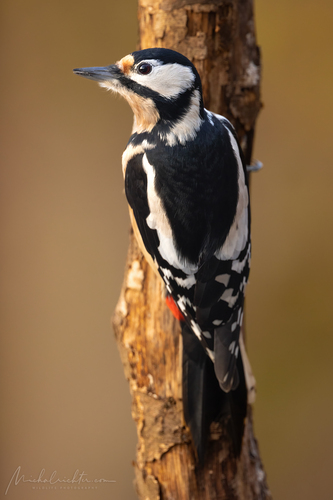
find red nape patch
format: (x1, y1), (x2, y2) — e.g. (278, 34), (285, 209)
(165, 296), (185, 322)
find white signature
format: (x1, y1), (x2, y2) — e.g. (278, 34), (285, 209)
(5, 466), (115, 495)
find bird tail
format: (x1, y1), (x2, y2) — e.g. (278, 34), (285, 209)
(181, 322), (247, 462)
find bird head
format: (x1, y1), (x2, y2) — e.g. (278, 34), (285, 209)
(74, 48), (204, 135)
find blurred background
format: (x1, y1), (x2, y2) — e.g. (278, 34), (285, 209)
(1, 1), (332, 499)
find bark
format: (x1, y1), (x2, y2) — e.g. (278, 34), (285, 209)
(112, 1), (271, 498)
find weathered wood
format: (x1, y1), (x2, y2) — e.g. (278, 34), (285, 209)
(112, 1), (270, 498)
(137, 0), (261, 163)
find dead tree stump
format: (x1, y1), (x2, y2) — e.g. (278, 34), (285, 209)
(112, 1), (271, 498)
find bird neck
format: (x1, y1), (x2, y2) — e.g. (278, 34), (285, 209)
(126, 85), (204, 140)
(125, 93), (160, 134)
(156, 88), (204, 146)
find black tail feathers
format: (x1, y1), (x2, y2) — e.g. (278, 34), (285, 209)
(181, 323), (247, 463)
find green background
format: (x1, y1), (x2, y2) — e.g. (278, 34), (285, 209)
(1, 1), (333, 499)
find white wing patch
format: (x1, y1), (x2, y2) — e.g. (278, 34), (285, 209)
(215, 129), (249, 261)
(142, 154), (198, 274)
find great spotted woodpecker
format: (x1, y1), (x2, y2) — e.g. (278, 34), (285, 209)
(74, 48), (254, 461)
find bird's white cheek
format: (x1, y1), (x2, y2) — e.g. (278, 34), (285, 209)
(130, 63), (195, 98)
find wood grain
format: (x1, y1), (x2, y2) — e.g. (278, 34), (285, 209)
(112, 1), (271, 498)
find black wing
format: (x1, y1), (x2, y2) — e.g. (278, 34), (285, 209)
(125, 153), (161, 261)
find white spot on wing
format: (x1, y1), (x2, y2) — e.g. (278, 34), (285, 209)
(177, 298), (186, 313)
(212, 319), (223, 326)
(177, 294), (193, 312)
(215, 273), (230, 286)
(220, 288), (239, 308)
(190, 320), (203, 341)
(175, 274), (196, 289)
(160, 267), (196, 290)
(229, 341), (236, 354)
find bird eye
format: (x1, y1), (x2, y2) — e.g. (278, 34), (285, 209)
(138, 63), (152, 75)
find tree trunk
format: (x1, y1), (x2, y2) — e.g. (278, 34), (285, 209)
(112, 1), (271, 498)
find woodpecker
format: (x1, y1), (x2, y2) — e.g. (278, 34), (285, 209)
(74, 48), (253, 461)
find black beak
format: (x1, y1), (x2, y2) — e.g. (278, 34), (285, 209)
(73, 64), (121, 82)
